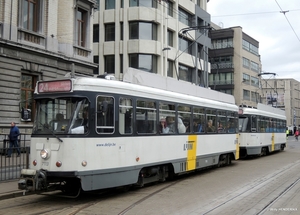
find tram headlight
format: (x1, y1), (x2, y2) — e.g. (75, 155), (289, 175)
(81, 160), (87, 167)
(40, 149), (50, 159)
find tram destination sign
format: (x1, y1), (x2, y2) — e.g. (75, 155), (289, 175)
(38, 80), (72, 93)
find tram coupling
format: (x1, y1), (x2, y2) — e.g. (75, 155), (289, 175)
(18, 169), (47, 192)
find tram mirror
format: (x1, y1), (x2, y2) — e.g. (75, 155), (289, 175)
(20, 107), (32, 122)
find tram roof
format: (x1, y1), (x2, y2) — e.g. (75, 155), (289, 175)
(239, 103), (286, 120)
(35, 69), (238, 111)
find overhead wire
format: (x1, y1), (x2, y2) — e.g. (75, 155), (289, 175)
(274, 0), (300, 42)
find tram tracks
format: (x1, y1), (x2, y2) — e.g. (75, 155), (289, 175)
(201, 160), (300, 215)
(2, 155), (300, 215)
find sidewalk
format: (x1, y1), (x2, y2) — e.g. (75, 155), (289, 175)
(0, 180), (28, 200)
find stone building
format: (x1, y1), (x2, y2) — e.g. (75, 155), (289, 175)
(260, 78), (300, 127)
(0, 0), (97, 133)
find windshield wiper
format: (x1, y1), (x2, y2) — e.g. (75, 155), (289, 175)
(38, 121), (63, 142)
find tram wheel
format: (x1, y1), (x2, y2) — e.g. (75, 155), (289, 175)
(60, 180), (82, 197)
(226, 155), (231, 165)
(261, 147), (267, 156)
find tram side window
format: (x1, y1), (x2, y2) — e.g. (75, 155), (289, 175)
(119, 97), (133, 134)
(206, 109), (217, 133)
(136, 100), (156, 134)
(276, 119), (279, 132)
(227, 111), (237, 133)
(217, 110), (227, 133)
(258, 116), (267, 132)
(178, 105), (190, 133)
(266, 118), (274, 132)
(193, 107), (205, 133)
(281, 120), (286, 132)
(96, 96), (114, 134)
(159, 102), (175, 134)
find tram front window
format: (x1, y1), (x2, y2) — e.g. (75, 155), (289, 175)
(238, 117), (248, 132)
(33, 98), (89, 135)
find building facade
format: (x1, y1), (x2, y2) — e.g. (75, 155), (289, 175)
(208, 25), (262, 107)
(0, 0), (97, 132)
(260, 78), (300, 127)
(93, 0), (211, 87)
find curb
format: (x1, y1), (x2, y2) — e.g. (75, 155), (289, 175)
(0, 191), (26, 200)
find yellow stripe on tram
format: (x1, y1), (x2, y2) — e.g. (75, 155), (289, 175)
(235, 133), (240, 160)
(271, 133), (275, 151)
(186, 135), (197, 171)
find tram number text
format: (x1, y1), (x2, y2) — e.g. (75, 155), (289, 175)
(183, 142), (193, 151)
(42, 162), (49, 166)
(96, 143), (116, 147)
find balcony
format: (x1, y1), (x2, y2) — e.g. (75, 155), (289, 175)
(211, 62), (234, 70)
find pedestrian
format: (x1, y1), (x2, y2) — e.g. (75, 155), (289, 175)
(7, 122), (21, 157)
(295, 129), (299, 141)
(286, 128), (289, 140)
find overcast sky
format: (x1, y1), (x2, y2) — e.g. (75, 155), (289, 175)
(207, 0), (300, 82)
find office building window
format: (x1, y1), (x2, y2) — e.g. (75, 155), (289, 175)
(251, 91), (259, 102)
(105, 23), (115, 41)
(93, 56), (99, 74)
(129, 0), (157, 8)
(179, 37), (192, 54)
(243, 39), (259, 56)
(167, 60), (174, 77)
(129, 22), (157, 40)
(167, 1), (173, 17)
(212, 38), (233, 49)
(243, 57), (250, 68)
(243, 89), (250, 100)
(129, 54), (157, 73)
(105, 0), (115, 9)
(251, 76), (259, 87)
(95, 0), (100, 10)
(120, 54), (123, 73)
(210, 56), (233, 70)
(243, 73), (250, 84)
(120, 22), (123, 40)
(105, 55), (115, 74)
(179, 64), (192, 82)
(251, 61), (259, 72)
(179, 7), (193, 26)
(93, 24), (99, 42)
(168, 30), (174, 47)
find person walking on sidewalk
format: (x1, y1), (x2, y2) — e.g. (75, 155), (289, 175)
(7, 122), (21, 157)
(295, 129), (299, 141)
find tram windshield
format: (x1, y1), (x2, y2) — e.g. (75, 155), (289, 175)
(33, 97), (89, 135)
(239, 115), (257, 132)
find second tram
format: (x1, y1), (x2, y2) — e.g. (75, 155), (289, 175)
(238, 103), (286, 157)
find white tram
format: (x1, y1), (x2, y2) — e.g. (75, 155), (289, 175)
(238, 103), (286, 157)
(18, 75), (239, 196)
